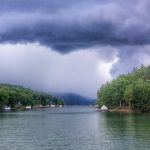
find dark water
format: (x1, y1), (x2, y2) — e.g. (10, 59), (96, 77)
(0, 106), (150, 150)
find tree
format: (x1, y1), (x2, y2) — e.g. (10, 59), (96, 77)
(0, 84), (64, 109)
(97, 64), (150, 112)
(0, 88), (9, 108)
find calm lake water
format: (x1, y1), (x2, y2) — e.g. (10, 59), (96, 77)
(0, 106), (150, 150)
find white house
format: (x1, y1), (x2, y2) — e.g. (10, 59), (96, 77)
(101, 105), (108, 111)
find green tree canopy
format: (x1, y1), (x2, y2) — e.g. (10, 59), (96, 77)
(0, 84), (64, 109)
(97, 65), (150, 112)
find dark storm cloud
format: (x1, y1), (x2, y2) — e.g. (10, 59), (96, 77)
(1, 0), (150, 98)
(0, 0), (150, 52)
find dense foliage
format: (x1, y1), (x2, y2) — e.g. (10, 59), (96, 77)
(0, 84), (64, 109)
(97, 65), (150, 112)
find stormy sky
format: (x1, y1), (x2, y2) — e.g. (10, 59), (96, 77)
(0, 0), (150, 98)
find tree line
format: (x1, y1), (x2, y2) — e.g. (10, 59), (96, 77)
(97, 65), (150, 112)
(0, 84), (64, 109)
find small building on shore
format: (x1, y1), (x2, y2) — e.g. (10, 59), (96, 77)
(101, 105), (108, 111)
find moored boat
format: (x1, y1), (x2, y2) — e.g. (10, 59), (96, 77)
(26, 105), (32, 109)
(4, 106), (11, 111)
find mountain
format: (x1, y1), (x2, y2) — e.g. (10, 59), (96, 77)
(56, 93), (96, 106)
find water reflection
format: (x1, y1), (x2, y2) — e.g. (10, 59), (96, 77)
(0, 107), (150, 150)
(99, 112), (150, 150)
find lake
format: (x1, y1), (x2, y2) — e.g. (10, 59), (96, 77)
(0, 106), (150, 150)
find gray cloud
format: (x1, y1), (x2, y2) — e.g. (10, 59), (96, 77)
(0, 0), (150, 52)
(0, 43), (150, 98)
(0, 43), (117, 98)
(111, 45), (150, 76)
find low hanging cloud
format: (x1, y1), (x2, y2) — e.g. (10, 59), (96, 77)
(0, 0), (150, 52)
(0, 43), (117, 98)
(0, 43), (150, 98)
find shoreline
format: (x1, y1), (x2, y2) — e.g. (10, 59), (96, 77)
(0, 105), (65, 113)
(96, 106), (133, 113)
(109, 108), (133, 113)
(96, 107), (148, 113)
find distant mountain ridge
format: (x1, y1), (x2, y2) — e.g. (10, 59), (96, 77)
(56, 93), (96, 106)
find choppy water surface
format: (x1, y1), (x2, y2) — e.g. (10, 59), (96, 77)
(0, 106), (150, 150)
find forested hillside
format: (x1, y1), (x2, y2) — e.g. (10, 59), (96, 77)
(56, 93), (96, 106)
(97, 65), (150, 112)
(0, 84), (64, 109)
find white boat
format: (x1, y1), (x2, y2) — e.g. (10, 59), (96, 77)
(50, 104), (55, 108)
(4, 106), (11, 111)
(26, 105), (32, 109)
(96, 108), (100, 111)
